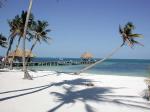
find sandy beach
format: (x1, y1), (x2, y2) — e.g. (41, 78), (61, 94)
(0, 69), (150, 112)
(1, 0), (150, 112)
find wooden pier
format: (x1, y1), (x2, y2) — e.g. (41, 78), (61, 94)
(11, 60), (96, 67)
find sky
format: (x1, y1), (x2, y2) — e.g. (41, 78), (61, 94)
(0, 0), (150, 59)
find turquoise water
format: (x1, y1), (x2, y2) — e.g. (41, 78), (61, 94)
(26, 58), (150, 77)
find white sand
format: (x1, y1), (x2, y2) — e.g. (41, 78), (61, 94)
(0, 69), (150, 112)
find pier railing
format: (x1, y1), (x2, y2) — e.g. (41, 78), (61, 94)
(10, 60), (96, 67)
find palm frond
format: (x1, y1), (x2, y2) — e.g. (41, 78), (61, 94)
(0, 33), (7, 48)
(128, 34), (143, 38)
(119, 22), (143, 47)
(119, 25), (123, 34)
(126, 22), (135, 30)
(130, 39), (144, 46)
(45, 29), (51, 32)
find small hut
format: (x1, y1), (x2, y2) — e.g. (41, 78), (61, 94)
(81, 52), (93, 61)
(8, 48), (35, 62)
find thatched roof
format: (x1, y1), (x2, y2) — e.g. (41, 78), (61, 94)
(81, 52), (93, 59)
(8, 48), (35, 58)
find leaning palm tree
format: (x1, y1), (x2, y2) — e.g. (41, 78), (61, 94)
(0, 33), (7, 48)
(75, 22), (143, 75)
(25, 20), (51, 65)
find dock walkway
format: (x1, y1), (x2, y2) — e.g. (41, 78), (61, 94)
(11, 60), (96, 67)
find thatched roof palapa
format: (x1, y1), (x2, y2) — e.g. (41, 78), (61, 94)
(81, 52), (93, 59)
(8, 48), (35, 58)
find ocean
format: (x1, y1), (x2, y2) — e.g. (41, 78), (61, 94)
(27, 58), (150, 77)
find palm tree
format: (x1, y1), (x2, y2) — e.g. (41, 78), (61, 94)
(25, 20), (51, 64)
(75, 22), (143, 75)
(6, 14), (24, 69)
(6, 11), (34, 57)
(0, 33), (7, 48)
(6, 11), (34, 69)
(22, 0), (33, 80)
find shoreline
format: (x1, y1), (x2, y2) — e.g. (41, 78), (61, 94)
(7, 67), (149, 78)
(0, 69), (150, 112)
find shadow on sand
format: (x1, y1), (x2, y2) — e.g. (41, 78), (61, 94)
(0, 78), (93, 102)
(0, 73), (150, 112)
(48, 86), (150, 112)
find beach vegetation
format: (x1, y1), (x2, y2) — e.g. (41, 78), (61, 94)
(144, 78), (150, 100)
(144, 68), (150, 100)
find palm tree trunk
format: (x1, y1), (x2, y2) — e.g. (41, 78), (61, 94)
(10, 36), (21, 70)
(6, 33), (17, 57)
(5, 33), (17, 67)
(74, 44), (123, 75)
(6, 37), (14, 57)
(25, 39), (37, 66)
(22, 0), (33, 80)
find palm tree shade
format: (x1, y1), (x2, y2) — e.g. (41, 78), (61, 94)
(75, 22), (143, 75)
